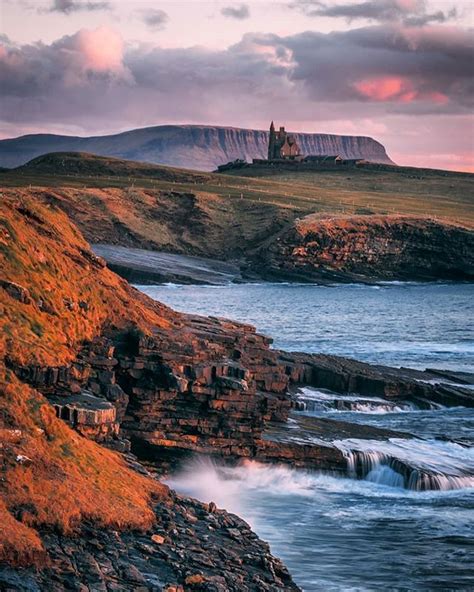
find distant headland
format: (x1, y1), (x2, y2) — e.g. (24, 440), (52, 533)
(0, 123), (394, 171)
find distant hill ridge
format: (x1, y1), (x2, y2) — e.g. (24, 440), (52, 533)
(13, 151), (212, 183)
(0, 124), (394, 170)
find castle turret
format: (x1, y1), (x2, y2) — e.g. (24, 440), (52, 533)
(267, 121), (301, 160)
(268, 121), (276, 160)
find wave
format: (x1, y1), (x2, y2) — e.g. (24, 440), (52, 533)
(296, 387), (421, 414)
(165, 450), (474, 523)
(334, 438), (474, 491)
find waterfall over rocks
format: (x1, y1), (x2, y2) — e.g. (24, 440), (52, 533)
(295, 388), (419, 414)
(334, 438), (474, 491)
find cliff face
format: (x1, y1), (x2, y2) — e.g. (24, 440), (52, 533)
(0, 185), (296, 261)
(1, 190), (472, 587)
(250, 214), (474, 282)
(0, 194), (303, 590)
(0, 125), (394, 170)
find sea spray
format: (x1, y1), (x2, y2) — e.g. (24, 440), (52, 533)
(165, 458), (474, 592)
(165, 456), (317, 518)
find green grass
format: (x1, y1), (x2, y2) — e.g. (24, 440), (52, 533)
(1, 153), (473, 226)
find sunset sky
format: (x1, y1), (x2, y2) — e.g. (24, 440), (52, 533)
(1, 0), (473, 171)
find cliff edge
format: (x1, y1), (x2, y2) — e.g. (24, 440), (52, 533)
(248, 214), (474, 283)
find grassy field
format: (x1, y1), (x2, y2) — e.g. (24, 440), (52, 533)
(1, 152), (473, 237)
(218, 166), (474, 225)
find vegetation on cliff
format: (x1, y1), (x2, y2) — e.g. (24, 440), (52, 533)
(0, 193), (176, 367)
(0, 195), (175, 565)
(1, 152), (473, 267)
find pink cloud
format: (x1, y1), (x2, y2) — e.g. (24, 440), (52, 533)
(354, 76), (448, 104)
(66, 27), (125, 73)
(355, 76), (406, 101)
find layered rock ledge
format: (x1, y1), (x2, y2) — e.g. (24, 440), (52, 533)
(248, 214), (474, 283)
(1, 194), (473, 591)
(10, 314), (473, 472)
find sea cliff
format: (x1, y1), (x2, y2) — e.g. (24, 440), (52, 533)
(1, 177), (473, 591)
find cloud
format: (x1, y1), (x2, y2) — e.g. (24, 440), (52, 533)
(0, 26), (127, 97)
(0, 23), (472, 170)
(140, 8), (169, 30)
(72, 27), (125, 73)
(47, 0), (111, 13)
(1, 24), (471, 114)
(280, 25), (473, 111)
(292, 0), (457, 26)
(221, 4), (250, 19)
(353, 75), (449, 104)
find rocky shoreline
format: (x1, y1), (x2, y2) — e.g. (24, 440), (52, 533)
(3, 309), (472, 589)
(90, 213), (474, 286)
(250, 215), (474, 283)
(1, 192), (473, 591)
(9, 311), (473, 472)
(1, 488), (299, 592)
(92, 244), (242, 286)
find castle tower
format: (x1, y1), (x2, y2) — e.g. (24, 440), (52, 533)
(268, 121), (275, 160)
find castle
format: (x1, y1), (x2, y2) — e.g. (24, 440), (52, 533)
(268, 121), (301, 160)
(216, 121), (369, 172)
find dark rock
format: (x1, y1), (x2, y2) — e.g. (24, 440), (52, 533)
(0, 280), (32, 304)
(249, 215), (474, 283)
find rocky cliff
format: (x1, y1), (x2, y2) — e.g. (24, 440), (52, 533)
(249, 214), (474, 283)
(1, 190), (472, 589)
(4, 184), (472, 285)
(0, 194), (302, 590)
(0, 125), (394, 170)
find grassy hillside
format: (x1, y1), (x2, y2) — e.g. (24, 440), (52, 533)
(1, 152), (473, 267)
(12, 151), (213, 183)
(0, 195), (175, 564)
(220, 165), (474, 225)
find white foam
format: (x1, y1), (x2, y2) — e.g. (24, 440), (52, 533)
(334, 438), (474, 491)
(165, 453), (474, 524)
(297, 387), (419, 414)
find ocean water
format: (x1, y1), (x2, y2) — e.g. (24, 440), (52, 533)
(140, 282), (474, 591)
(141, 282), (474, 371)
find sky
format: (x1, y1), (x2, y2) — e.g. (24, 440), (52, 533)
(1, 0), (473, 171)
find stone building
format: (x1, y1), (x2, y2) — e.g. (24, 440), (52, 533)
(268, 121), (301, 160)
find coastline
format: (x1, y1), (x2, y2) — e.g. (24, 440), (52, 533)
(1, 172), (473, 590)
(92, 242), (474, 287)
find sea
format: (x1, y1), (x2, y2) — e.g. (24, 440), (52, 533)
(139, 282), (474, 591)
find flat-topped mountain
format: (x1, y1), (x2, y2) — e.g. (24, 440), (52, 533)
(0, 124), (394, 170)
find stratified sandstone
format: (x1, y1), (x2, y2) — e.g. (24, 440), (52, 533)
(1, 187), (473, 590)
(249, 214), (474, 282)
(0, 194), (302, 590)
